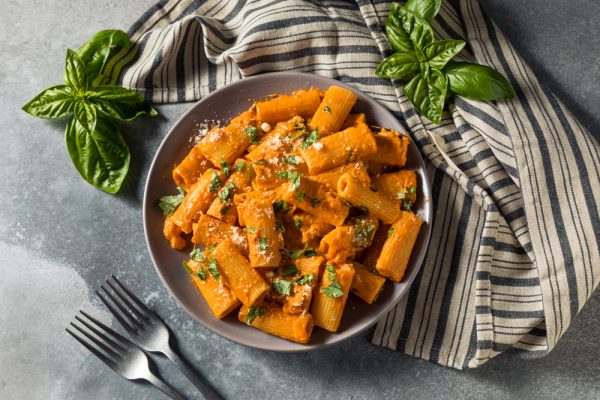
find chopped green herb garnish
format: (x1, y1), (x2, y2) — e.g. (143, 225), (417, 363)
(322, 281), (343, 298)
(190, 248), (206, 262)
(235, 161), (246, 172)
(195, 267), (207, 281)
(282, 264), (298, 277)
(208, 244), (217, 252)
(246, 126), (260, 144)
(294, 122), (304, 131)
(272, 279), (292, 296)
(323, 105), (331, 113)
(402, 199), (413, 211)
(220, 160), (230, 178)
(218, 182), (235, 202)
(300, 129), (319, 149)
(220, 203), (231, 215)
(182, 260), (193, 274)
(283, 155), (300, 165)
(322, 264), (344, 298)
(295, 190), (305, 202)
(276, 220), (285, 233)
(246, 226), (257, 233)
(293, 217), (302, 230)
(286, 244), (317, 259)
(408, 186), (417, 194)
(295, 274), (314, 285)
(310, 197), (320, 208)
(304, 248), (317, 257)
(209, 173), (221, 191)
(207, 257), (220, 280)
(277, 170), (301, 189)
(246, 306), (265, 325)
(258, 236), (268, 251)
(353, 219), (376, 247)
(159, 186), (185, 215)
(388, 227), (395, 238)
(273, 199), (291, 214)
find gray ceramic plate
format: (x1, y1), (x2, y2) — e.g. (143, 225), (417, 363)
(143, 72), (433, 351)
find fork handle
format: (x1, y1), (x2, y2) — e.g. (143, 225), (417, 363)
(146, 372), (187, 400)
(162, 346), (223, 400)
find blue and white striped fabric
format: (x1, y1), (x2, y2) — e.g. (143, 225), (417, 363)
(108, 0), (600, 368)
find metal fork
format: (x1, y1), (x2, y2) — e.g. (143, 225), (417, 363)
(97, 275), (222, 400)
(66, 311), (185, 400)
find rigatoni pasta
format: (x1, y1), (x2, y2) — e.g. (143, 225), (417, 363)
(158, 85), (423, 344)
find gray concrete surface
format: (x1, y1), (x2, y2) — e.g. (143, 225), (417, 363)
(1, 0), (599, 399)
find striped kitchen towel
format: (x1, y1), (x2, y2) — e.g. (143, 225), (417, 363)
(105, 0), (600, 368)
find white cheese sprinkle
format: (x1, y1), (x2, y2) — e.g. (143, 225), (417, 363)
(313, 142), (323, 151)
(260, 122), (272, 132)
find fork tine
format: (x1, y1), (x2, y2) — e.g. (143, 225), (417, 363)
(79, 310), (135, 346)
(70, 322), (122, 361)
(66, 327), (117, 368)
(75, 315), (127, 354)
(111, 275), (153, 314)
(106, 277), (149, 323)
(96, 289), (138, 335)
(100, 283), (143, 328)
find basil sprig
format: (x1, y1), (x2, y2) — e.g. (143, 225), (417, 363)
(22, 30), (157, 193)
(376, 0), (514, 124)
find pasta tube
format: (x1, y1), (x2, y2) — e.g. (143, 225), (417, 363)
(191, 214), (248, 256)
(212, 240), (270, 306)
(299, 123), (377, 175)
(337, 173), (402, 224)
(184, 259), (240, 319)
(198, 111), (258, 165)
(309, 161), (370, 191)
(376, 211), (423, 282)
(238, 303), (314, 344)
(365, 129), (410, 166)
(308, 86), (357, 136)
(171, 168), (223, 233)
(255, 88), (322, 124)
(172, 145), (212, 188)
(237, 200), (281, 268)
(350, 262), (386, 304)
(311, 264), (355, 332)
(372, 170), (417, 208)
(163, 217), (186, 250)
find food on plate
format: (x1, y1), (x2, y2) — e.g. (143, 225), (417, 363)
(159, 85), (422, 343)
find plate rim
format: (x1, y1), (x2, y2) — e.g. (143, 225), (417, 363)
(143, 71), (433, 352)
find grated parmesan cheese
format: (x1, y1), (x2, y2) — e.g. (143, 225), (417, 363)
(313, 142), (323, 151)
(260, 122), (272, 132)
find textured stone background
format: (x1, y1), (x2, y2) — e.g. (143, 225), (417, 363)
(1, 1), (599, 399)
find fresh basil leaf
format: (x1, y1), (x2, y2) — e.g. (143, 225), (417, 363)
(64, 49), (89, 92)
(246, 306), (265, 325)
(65, 115), (130, 193)
(22, 85), (75, 119)
(272, 279), (292, 296)
(258, 236), (268, 251)
(182, 260), (193, 274)
(375, 52), (421, 80)
(76, 30), (130, 85)
(399, 8), (435, 50)
(300, 129), (318, 149)
(423, 40), (466, 70)
(404, 0), (442, 22)
(277, 170), (301, 189)
(293, 217), (302, 230)
(322, 281), (344, 298)
(273, 199), (291, 214)
(195, 267), (207, 281)
(404, 68), (447, 124)
(209, 172), (221, 191)
(282, 264), (298, 277)
(159, 186), (185, 215)
(283, 155), (300, 165)
(444, 61), (515, 100)
(73, 101), (97, 132)
(386, 2), (414, 53)
(87, 85), (157, 121)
